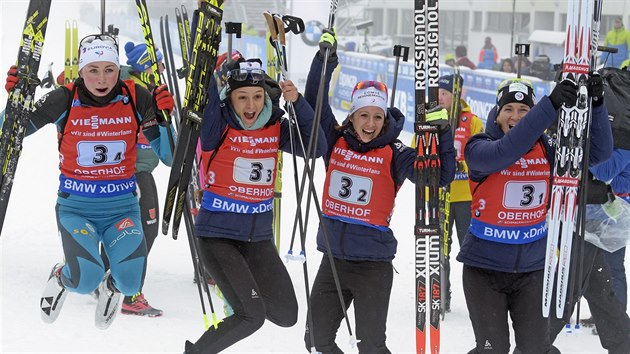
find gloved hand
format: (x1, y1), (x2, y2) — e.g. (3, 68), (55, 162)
(5, 65), (18, 93)
(425, 106), (449, 133)
(549, 79), (578, 110)
(587, 73), (604, 106)
(56, 71), (65, 86)
(154, 84), (174, 115)
(319, 28), (337, 58)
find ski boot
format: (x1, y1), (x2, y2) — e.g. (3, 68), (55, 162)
(95, 271), (122, 329)
(40, 263), (67, 323)
(121, 292), (163, 317)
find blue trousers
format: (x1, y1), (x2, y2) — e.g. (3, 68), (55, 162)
(55, 202), (147, 296)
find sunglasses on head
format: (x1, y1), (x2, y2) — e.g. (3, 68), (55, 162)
(352, 80), (388, 96)
(227, 68), (265, 84)
(79, 34), (119, 52)
(497, 78), (534, 92)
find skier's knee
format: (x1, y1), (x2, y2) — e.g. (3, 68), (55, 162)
(67, 264), (105, 294)
(236, 299), (266, 335)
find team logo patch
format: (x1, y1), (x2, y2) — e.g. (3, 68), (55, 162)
(148, 208), (156, 220)
(515, 92), (524, 101)
(115, 217), (135, 231)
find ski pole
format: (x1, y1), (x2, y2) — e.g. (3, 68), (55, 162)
(224, 22), (242, 66)
(514, 43), (530, 79)
(100, 0), (106, 35)
(390, 45), (409, 107)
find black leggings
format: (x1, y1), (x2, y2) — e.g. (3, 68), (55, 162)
(463, 266), (553, 354)
(305, 256), (393, 354)
(136, 171), (159, 252)
(187, 237), (298, 354)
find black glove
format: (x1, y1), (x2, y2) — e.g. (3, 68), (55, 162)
(318, 28), (337, 58)
(549, 79), (578, 110)
(587, 73), (604, 106)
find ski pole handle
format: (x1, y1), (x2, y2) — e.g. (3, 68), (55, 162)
(390, 45), (409, 108)
(597, 45), (618, 54)
(281, 15), (305, 34)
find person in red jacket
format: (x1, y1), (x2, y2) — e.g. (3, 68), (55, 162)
(456, 45), (476, 70)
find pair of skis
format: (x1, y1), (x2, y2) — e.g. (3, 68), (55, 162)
(414, 0), (441, 353)
(543, 0), (602, 320)
(0, 0), (52, 236)
(64, 20), (78, 85)
(162, 0), (224, 240)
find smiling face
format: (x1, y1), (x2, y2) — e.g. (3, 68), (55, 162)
(349, 106), (386, 143)
(496, 102), (531, 133)
(230, 86), (266, 127)
(80, 61), (120, 97)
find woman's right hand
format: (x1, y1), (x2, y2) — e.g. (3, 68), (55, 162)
(280, 80), (299, 103)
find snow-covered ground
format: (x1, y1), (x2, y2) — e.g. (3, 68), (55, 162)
(1, 1), (627, 353)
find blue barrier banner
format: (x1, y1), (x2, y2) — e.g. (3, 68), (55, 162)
(334, 52), (554, 131)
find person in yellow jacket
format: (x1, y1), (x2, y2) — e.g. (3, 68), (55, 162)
(438, 74), (484, 313)
(603, 17), (630, 68)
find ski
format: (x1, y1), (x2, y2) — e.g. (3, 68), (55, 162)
(543, 0), (594, 319)
(64, 20), (71, 84)
(162, 0), (224, 239)
(0, 0), (52, 236)
(175, 5), (192, 81)
(439, 65), (461, 319)
(63, 20), (79, 84)
(135, 0), (176, 152)
(414, 0), (441, 352)
(175, 6), (190, 68)
(160, 15), (183, 128)
(569, 0), (603, 331)
(264, 12), (287, 251)
(71, 20), (78, 80)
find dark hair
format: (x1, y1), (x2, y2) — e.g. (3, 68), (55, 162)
(501, 58), (515, 72)
(455, 45), (467, 58)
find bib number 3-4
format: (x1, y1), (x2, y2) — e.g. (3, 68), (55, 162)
(77, 141), (126, 167)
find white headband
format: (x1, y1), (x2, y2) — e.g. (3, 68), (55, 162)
(78, 39), (120, 71)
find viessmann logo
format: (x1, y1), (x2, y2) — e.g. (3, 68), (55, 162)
(71, 115), (133, 130)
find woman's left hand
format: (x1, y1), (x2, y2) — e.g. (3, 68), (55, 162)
(280, 80), (298, 103)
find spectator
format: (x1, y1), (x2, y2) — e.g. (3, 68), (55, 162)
(478, 36), (499, 69)
(512, 55), (532, 76)
(455, 45), (476, 70)
(523, 55), (554, 81)
(500, 58), (515, 73)
(603, 17), (630, 68)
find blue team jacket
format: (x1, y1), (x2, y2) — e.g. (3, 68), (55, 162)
(305, 52), (456, 261)
(457, 98), (613, 272)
